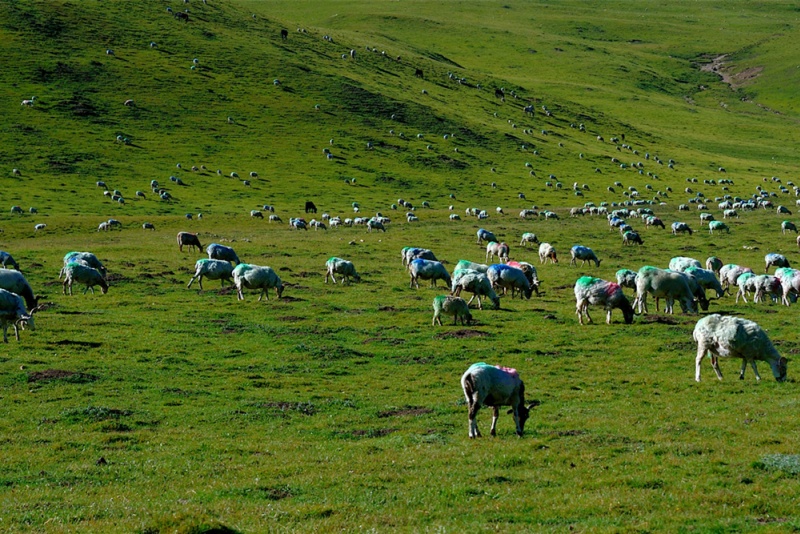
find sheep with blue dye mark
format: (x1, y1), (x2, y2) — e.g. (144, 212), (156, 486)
(765, 253), (790, 273)
(207, 243), (240, 265)
(325, 257), (361, 284)
(693, 314), (787, 382)
(409, 259), (451, 289)
(432, 295), (472, 325)
(232, 264), (283, 301)
(62, 262), (108, 295)
(461, 363), (537, 438)
(187, 259), (234, 290)
(476, 228), (497, 245)
(59, 252), (107, 280)
(402, 247), (438, 267)
(0, 288), (35, 343)
(574, 276), (634, 325)
(570, 246), (601, 267)
(451, 269), (500, 310)
(0, 251), (19, 270)
(487, 264), (532, 299)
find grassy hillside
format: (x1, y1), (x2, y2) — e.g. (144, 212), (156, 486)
(1, 1), (800, 532)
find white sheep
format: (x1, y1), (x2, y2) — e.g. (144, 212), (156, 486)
(207, 243), (240, 265)
(142, 222), (155, 231)
(538, 243), (558, 264)
(476, 228), (497, 244)
(187, 259), (235, 290)
(487, 264), (532, 299)
(432, 295), (472, 326)
(409, 259), (451, 289)
(232, 264), (283, 300)
(693, 314), (787, 382)
(765, 253), (790, 273)
(461, 363), (536, 438)
(62, 262), (108, 295)
(0, 251), (20, 270)
(574, 276), (634, 325)
(622, 231), (643, 245)
(781, 221), (797, 234)
(367, 218), (386, 232)
(506, 261), (541, 295)
(34, 224), (47, 232)
(719, 264), (753, 294)
(451, 269), (500, 309)
(519, 233), (539, 247)
(634, 266), (697, 314)
(0, 288), (35, 342)
(751, 275), (782, 303)
(402, 247), (438, 267)
(668, 256), (701, 273)
(325, 257), (361, 284)
(615, 269), (638, 289)
(683, 267), (724, 298)
(485, 242), (509, 263)
(570, 246), (601, 267)
(59, 252), (107, 279)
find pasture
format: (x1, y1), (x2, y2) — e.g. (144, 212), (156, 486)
(1, 0), (800, 531)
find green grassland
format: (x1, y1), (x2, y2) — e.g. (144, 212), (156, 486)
(2, 0), (800, 531)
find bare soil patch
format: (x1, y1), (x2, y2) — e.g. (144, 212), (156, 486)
(434, 329), (489, 339)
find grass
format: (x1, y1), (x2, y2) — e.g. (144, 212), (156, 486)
(2, 0), (800, 531)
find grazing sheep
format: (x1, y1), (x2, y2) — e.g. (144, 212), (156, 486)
(723, 209), (738, 219)
(367, 218), (386, 232)
(10, 206), (23, 215)
(634, 266), (697, 314)
(506, 261), (540, 295)
(187, 259), (234, 290)
(538, 243), (558, 264)
(485, 242), (509, 263)
(0, 251), (19, 270)
(97, 222), (110, 232)
(777, 268), (800, 305)
(616, 269), (638, 289)
(232, 264), (283, 300)
(269, 214), (282, 223)
(781, 220), (797, 234)
(289, 218), (308, 230)
(325, 257), (361, 284)
(720, 264), (754, 294)
(752, 275), (782, 303)
(451, 269), (500, 309)
(669, 257), (701, 273)
(706, 256), (723, 276)
(0, 269), (38, 310)
(432, 295), (472, 326)
(142, 222), (155, 231)
(0, 288), (35, 343)
(671, 222), (694, 235)
(519, 233), (539, 248)
(250, 210), (264, 219)
(709, 221), (729, 234)
(461, 363), (536, 438)
(574, 276), (634, 325)
(409, 259), (451, 289)
(402, 248), (438, 267)
(59, 252), (107, 280)
(62, 262), (108, 295)
(449, 214), (461, 221)
(765, 253), (790, 273)
(453, 260), (489, 274)
(177, 232), (203, 252)
(622, 230), (643, 245)
(693, 314), (787, 382)
(684, 267), (725, 298)
(570, 246), (601, 267)
(644, 216), (665, 229)
(34, 224), (46, 232)
(207, 243), (240, 265)
(487, 264), (532, 299)
(476, 228), (497, 244)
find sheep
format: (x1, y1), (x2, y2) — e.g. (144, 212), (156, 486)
(34, 224), (46, 232)
(0, 289), (36, 343)
(622, 230), (643, 245)
(616, 269), (638, 289)
(289, 218), (308, 230)
(777, 268), (800, 305)
(177, 232), (203, 252)
(97, 222), (110, 232)
(476, 228), (497, 244)
(709, 221), (729, 234)
(735, 272), (758, 303)
(232, 264), (283, 301)
(570, 246), (601, 267)
(506, 261), (540, 295)
(752, 275), (782, 303)
(634, 266), (697, 314)
(62, 262), (108, 295)
(699, 212), (714, 222)
(269, 214), (282, 223)
(765, 253), (790, 273)
(574, 276), (634, 325)
(432, 295), (472, 326)
(693, 314), (787, 382)
(59, 252), (107, 280)
(250, 210), (264, 219)
(487, 264), (532, 299)
(454, 260), (489, 274)
(519, 233), (539, 247)
(538, 243), (558, 264)
(409, 259), (451, 289)
(684, 267), (725, 298)
(10, 206), (23, 215)
(461, 363), (536, 438)
(451, 269), (500, 309)
(723, 209), (738, 219)
(187, 259), (235, 290)
(325, 257), (361, 284)
(720, 264), (754, 294)
(0, 269), (38, 311)
(310, 220), (327, 231)
(207, 243), (240, 265)
(781, 220), (797, 234)
(669, 256), (702, 273)
(449, 214), (461, 221)
(367, 218), (386, 232)
(486, 242), (509, 263)
(644, 216), (666, 229)
(706, 256), (723, 275)
(0, 251), (19, 270)
(142, 222), (155, 231)
(402, 248), (438, 267)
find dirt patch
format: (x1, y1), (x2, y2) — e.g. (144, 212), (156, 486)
(434, 329), (489, 339)
(351, 428), (398, 438)
(28, 369), (97, 383)
(640, 315), (678, 325)
(279, 316), (305, 322)
(700, 54), (763, 90)
(378, 306), (397, 312)
(377, 406), (433, 418)
(550, 429), (586, 437)
(52, 340), (102, 348)
(35, 301), (58, 312)
(106, 273), (125, 282)
(280, 296), (304, 302)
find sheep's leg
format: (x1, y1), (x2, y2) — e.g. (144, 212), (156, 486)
(606, 309), (612, 325)
(467, 401), (481, 438)
(62, 280), (68, 295)
(432, 312), (439, 326)
(744, 359), (762, 381)
(13, 323), (20, 341)
(695, 344), (709, 382)
(1, 325), (7, 343)
(709, 353), (723, 380)
(490, 406), (500, 437)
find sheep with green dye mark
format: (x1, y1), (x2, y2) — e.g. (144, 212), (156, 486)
(187, 259), (234, 291)
(325, 257), (361, 284)
(62, 262), (108, 295)
(0, 288), (35, 343)
(453, 260), (488, 274)
(719, 264), (753, 294)
(668, 256), (701, 273)
(232, 264), (283, 301)
(451, 269), (500, 310)
(693, 314), (787, 382)
(574, 276), (634, 325)
(59, 252), (107, 280)
(684, 267), (724, 298)
(519, 233), (539, 247)
(409, 259), (451, 289)
(432, 295), (472, 326)
(461, 363), (537, 438)
(615, 269), (638, 290)
(709, 220), (729, 234)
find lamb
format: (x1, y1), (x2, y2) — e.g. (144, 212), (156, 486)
(0, 289), (35, 343)
(574, 276), (634, 325)
(325, 257), (361, 284)
(62, 262), (109, 295)
(453, 260), (488, 273)
(476, 228), (497, 244)
(487, 264), (532, 299)
(451, 270), (500, 309)
(187, 259), (234, 290)
(693, 314), (787, 382)
(684, 267), (724, 298)
(177, 232), (203, 252)
(709, 221), (729, 234)
(520, 233), (539, 247)
(485, 242), (509, 263)
(59, 252), (107, 280)
(765, 253), (790, 273)
(622, 230), (643, 245)
(232, 264), (283, 301)
(706, 256), (723, 275)
(0, 269), (38, 310)
(634, 266), (697, 314)
(432, 295), (472, 325)
(668, 256), (701, 273)
(409, 259), (451, 289)
(506, 261), (540, 295)
(207, 243), (240, 265)
(538, 243), (558, 264)
(0, 251), (19, 270)
(570, 246), (601, 267)
(616, 269), (638, 290)
(461, 363), (536, 438)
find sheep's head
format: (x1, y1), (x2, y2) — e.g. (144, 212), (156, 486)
(490, 296), (501, 310)
(100, 281), (109, 294)
(774, 357), (789, 382)
(16, 314), (34, 332)
(507, 401), (539, 436)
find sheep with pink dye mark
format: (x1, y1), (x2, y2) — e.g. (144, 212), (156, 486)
(574, 276), (634, 325)
(485, 242), (509, 263)
(461, 362), (537, 438)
